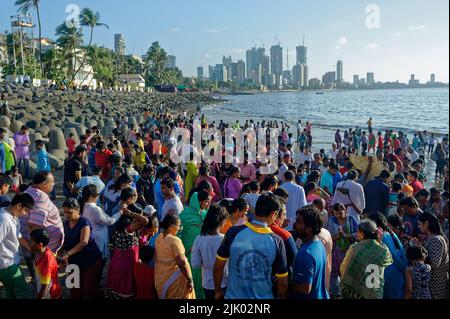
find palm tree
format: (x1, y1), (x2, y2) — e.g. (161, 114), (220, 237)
(55, 21), (83, 82)
(74, 8), (109, 83)
(15, 0), (43, 76)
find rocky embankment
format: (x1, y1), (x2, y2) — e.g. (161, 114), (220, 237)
(0, 83), (219, 175)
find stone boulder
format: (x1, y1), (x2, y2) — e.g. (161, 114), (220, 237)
(48, 152), (65, 169)
(48, 128), (66, 152)
(75, 126), (86, 137)
(26, 119), (41, 130)
(9, 120), (24, 133)
(37, 125), (50, 138)
(0, 116), (11, 129)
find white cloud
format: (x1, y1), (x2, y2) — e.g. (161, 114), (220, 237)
(204, 53), (212, 59)
(337, 36), (348, 45)
(392, 32), (403, 37)
(409, 25), (426, 30)
(169, 27), (181, 32)
(365, 43), (379, 50)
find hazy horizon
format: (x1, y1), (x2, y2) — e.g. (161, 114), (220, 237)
(1, 0), (448, 82)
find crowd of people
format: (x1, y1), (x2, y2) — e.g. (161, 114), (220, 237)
(0, 105), (449, 300)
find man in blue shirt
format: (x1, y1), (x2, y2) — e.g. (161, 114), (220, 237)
(364, 170), (391, 215)
(214, 193), (288, 299)
(291, 205), (329, 299)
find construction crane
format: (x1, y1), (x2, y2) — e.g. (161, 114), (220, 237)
(273, 34), (280, 47)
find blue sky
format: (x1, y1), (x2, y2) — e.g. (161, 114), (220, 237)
(1, 0), (448, 82)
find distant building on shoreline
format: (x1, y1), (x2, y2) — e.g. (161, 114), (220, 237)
(114, 34), (126, 56)
(367, 72), (375, 85)
(197, 66), (204, 80)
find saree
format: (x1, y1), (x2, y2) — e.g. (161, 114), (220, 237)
(154, 234), (195, 299)
(179, 193), (207, 299)
(340, 239), (393, 299)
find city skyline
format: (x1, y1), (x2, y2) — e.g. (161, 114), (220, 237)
(0, 0), (448, 82)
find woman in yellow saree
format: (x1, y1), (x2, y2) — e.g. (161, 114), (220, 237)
(155, 214), (196, 299)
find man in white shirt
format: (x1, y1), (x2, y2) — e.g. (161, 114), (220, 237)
(277, 153), (291, 182)
(280, 171), (307, 231)
(0, 193), (34, 299)
(407, 146), (420, 164)
(328, 143), (339, 160)
(160, 178), (184, 220)
(298, 146), (314, 165)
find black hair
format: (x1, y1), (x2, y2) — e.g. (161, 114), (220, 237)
(197, 190), (210, 203)
(346, 169), (358, 181)
(296, 205), (323, 236)
(139, 245), (155, 263)
(248, 181), (260, 192)
(63, 198), (80, 210)
(358, 219), (379, 240)
(333, 202), (346, 212)
(200, 204), (228, 236)
(160, 178), (175, 192)
(399, 196), (419, 208)
(30, 229), (50, 247)
(92, 166), (102, 176)
(228, 166), (240, 177)
(284, 170), (295, 181)
(144, 213), (159, 229)
(304, 182), (317, 195)
(260, 176), (278, 191)
(255, 193), (281, 218)
(392, 182), (403, 193)
(0, 174), (12, 187)
(80, 184), (99, 213)
(111, 173), (132, 191)
(307, 170), (321, 183)
(199, 165), (209, 176)
(273, 187), (289, 200)
(406, 245), (428, 261)
(120, 187), (136, 202)
(418, 213), (447, 240)
(232, 198), (248, 213)
(160, 213), (179, 230)
(10, 193), (35, 210)
(415, 189), (430, 199)
(219, 199), (233, 215)
(366, 211), (401, 249)
(18, 183), (30, 193)
(188, 180), (212, 203)
(32, 171), (52, 185)
(387, 213), (405, 233)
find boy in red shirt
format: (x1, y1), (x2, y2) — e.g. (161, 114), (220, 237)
(66, 133), (76, 158)
(133, 245), (157, 299)
(408, 170), (424, 196)
(94, 140), (113, 182)
(29, 229), (62, 299)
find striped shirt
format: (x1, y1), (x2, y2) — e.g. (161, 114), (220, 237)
(22, 187), (64, 253)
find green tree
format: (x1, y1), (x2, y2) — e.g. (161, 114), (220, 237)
(41, 47), (65, 82)
(144, 41), (167, 86)
(86, 45), (118, 87)
(15, 0), (43, 75)
(55, 20), (83, 81)
(76, 8), (109, 83)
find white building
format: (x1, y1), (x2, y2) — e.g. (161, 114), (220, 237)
(118, 74), (146, 90)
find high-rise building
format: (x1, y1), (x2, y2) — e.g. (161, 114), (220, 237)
(296, 45), (307, 65)
(165, 55), (176, 69)
(366, 72), (375, 85)
(292, 64), (309, 89)
(209, 65), (216, 81)
(236, 60), (245, 84)
(308, 78), (321, 89)
(353, 75), (360, 85)
(322, 71), (336, 87)
(215, 64), (227, 82)
(114, 34), (126, 56)
(270, 45), (283, 82)
(246, 47), (258, 81)
(430, 74), (436, 83)
(197, 66), (204, 80)
(336, 60), (343, 84)
(223, 56), (232, 81)
(409, 74), (419, 86)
